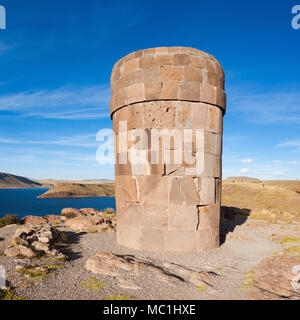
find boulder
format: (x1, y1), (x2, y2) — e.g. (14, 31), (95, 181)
(45, 215), (62, 225)
(21, 215), (47, 225)
(86, 252), (218, 287)
(5, 244), (35, 258)
(61, 208), (83, 218)
(65, 216), (99, 232)
(251, 255), (300, 300)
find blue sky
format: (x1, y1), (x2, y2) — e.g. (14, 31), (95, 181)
(0, 0), (299, 180)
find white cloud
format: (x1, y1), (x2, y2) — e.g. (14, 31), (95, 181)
(277, 139), (300, 148)
(272, 160), (282, 164)
(0, 133), (100, 148)
(241, 158), (253, 163)
(287, 161), (299, 165)
(0, 41), (14, 55)
(273, 171), (284, 175)
(0, 85), (110, 120)
(229, 86), (300, 124)
(240, 168), (249, 173)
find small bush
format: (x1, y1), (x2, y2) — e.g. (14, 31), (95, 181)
(0, 214), (19, 228)
(63, 212), (77, 219)
(0, 287), (26, 300)
(102, 208), (115, 215)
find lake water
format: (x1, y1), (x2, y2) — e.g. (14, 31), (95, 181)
(0, 188), (116, 218)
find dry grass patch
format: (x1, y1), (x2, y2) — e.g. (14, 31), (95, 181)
(78, 277), (105, 291)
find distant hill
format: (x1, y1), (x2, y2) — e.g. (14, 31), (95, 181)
(226, 176), (262, 183)
(0, 172), (42, 189)
(38, 183), (115, 198)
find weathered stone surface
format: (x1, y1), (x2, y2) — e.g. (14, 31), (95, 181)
(111, 47), (225, 252)
(86, 252), (219, 286)
(5, 245), (36, 258)
(110, 47), (226, 116)
(168, 205), (199, 231)
(21, 215), (47, 225)
(61, 208), (83, 218)
(44, 215), (63, 225)
(251, 255), (300, 300)
(117, 203), (143, 250)
(65, 214), (116, 233)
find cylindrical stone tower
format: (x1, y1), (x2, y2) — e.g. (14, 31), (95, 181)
(110, 47), (226, 253)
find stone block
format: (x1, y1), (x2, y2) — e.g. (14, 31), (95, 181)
(144, 81), (161, 100)
(198, 204), (220, 231)
(206, 71), (219, 87)
(204, 59), (216, 73)
(160, 66), (183, 81)
(154, 54), (173, 66)
(216, 88), (226, 110)
(141, 66), (160, 82)
(120, 58), (139, 75)
(208, 105), (222, 133)
(173, 54), (191, 66)
(200, 83), (217, 105)
(143, 203), (168, 230)
(139, 228), (165, 252)
(215, 178), (222, 204)
(127, 83), (145, 104)
(117, 203), (143, 250)
(137, 176), (169, 205)
(161, 81), (179, 100)
(143, 101), (176, 128)
(183, 67), (203, 81)
(196, 229), (219, 251)
(139, 55), (155, 69)
(179, 81), (200, 101)
(168, 176), (200, 205)
(190, 55), (204, 68)
(168, 204), (199, 231)
(198, 177), (216, 205)
(115, 175), (139, 203)
(164, 231), (196, 252)
(192, 103), (208, 129)
(175, 101), (192, 128)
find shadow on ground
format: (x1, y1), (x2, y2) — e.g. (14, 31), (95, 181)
(220, 206), (251, 245)
(57, 231), (85, 261)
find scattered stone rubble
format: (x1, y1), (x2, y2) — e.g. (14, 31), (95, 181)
(62, 208), (116, 233)
(21, 208), (116, 233)
(4, 224), (66, 260)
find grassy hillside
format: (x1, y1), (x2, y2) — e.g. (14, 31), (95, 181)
(0, 172), (42, 189)
(38, 183), (115, 198)
(222, 180), (300, 222)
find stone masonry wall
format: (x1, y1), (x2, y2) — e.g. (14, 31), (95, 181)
(110, 47), (226, 252)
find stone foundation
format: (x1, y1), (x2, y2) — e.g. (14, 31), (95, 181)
(110, 47), (226, 252)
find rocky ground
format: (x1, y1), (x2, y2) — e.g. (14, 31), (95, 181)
(0, 208), (299, 300)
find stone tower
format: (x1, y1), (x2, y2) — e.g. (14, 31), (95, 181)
(110, 47), (226, 252)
